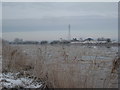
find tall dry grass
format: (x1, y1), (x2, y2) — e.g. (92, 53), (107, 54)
(2, 43), (118, 88)
(111, 56), (120, 73)
(33, 45), (118, 88)
(2, 41), (31, 72)
(0, 38), (2, 73)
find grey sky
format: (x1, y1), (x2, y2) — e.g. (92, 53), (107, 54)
(2, 2), (118, 41)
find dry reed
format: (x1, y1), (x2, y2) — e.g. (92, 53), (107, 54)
(2, 43), (118, 88)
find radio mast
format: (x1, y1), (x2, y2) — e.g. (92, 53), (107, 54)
(68, 24), (71, 41)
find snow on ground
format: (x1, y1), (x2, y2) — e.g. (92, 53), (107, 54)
(0, 72), (43, 88)
(0, 47), (43, 88)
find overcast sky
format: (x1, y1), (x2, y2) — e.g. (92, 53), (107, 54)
(2, 2), (118, 41)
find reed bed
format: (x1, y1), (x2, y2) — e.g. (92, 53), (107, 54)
(2, 42), (31, 72)
(2, 43), (119, 88)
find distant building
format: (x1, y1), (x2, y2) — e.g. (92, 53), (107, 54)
(71, 38), (79, 42)
(84, 38), (94, 41)
(97, 38), (111, 44)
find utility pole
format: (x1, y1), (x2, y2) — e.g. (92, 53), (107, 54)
(68, 24), (71, 41)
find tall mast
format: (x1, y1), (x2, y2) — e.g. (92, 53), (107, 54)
(68, 24), (71, 41)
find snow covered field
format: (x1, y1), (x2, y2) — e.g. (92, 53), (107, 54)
(1, 44), (119, 88)
(0, 43), (44, 89)
(16, 45), (118, 88)
(0, 72), (43, 88)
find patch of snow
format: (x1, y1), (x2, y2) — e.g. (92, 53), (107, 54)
(0, 73), (43, 88)
(81, 56), (112, 60)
